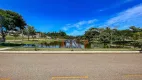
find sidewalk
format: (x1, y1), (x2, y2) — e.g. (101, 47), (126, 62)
(0, 51), (141, 54)
(0, 47), (13, 51)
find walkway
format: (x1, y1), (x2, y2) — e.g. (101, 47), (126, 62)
(0, 47), (13, 51)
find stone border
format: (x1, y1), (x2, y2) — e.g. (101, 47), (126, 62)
(0, 51), (141, 54)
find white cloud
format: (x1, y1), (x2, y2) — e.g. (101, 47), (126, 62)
(62, 19), (97, 31)
(69, 30), (84, 36)
(104, 4), (142, 29)
(68, 25), (95, 36)
(88, 19), (97, 24)
(65, 4), (142, 36)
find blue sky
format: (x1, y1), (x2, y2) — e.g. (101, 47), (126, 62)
(0, 0), (142, 35)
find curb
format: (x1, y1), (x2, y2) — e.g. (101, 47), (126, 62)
(0, 51), (141, 54)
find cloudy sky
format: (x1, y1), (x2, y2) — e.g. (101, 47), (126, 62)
(0, 0), (142, 35)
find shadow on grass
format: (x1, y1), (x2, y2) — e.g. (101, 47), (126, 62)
(0, 42), (24, 47)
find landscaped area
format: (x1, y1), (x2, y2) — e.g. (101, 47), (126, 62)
(0, 8), (142, 51)
(0, 28), (142, 51)
(0, 35), (141, 51)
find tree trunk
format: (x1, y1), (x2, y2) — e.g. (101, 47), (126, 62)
(14, 37), (16, 43)
(103, 42), (105, 48)
(21, 29), (23, 42)
(32, 35), (34, 41)
(28, 35), (29, 41)
(1, 34), (5, 42)
(1, 27), (6, 42)
(123, 39), (125, 48)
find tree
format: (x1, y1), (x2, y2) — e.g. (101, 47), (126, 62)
(46, 31), (67, 39)
(23, 25), (36, 40)
(0, 14), (6, 42)
(0, 14), (4, 25)
(30, 27), (36, 40)
(85, 27), (100, 43)
(130, 26), (141, 33)
(0, 9), (26, 42)
(12, 31), (20, 42)
(133, 32), (141, 41)
(40, 32), (47, 38)
(59, 30), (66, 36)
(99, 31), (110, 48)
(24, 25), (30, 41)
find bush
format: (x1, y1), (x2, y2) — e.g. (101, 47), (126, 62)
(131, 41), (142, 48)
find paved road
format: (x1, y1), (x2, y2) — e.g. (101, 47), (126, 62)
(0, 54), (142, 80)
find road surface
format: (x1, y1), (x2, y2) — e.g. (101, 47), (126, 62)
(0, 53), (142, 80)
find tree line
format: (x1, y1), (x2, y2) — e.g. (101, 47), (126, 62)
(82, 26), (142, 48)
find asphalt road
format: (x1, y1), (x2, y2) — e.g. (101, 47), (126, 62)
(0, 54), (142, 80)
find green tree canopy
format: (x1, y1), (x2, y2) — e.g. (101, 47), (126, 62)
(23, 25), (36, 40)
(0, 9), (26, 42)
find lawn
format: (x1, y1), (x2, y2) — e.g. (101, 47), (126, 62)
(6, 35), (23, 40)
(6, 39), (62, 44)
(0, 46), (6, 48)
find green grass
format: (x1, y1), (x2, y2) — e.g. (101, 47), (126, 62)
(6, 36), (22, 40)
(6, 35), (65, 41)
(6, 39), (61, 44)
(6, 47), (140, 51)
(0, 46), (6, 48)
